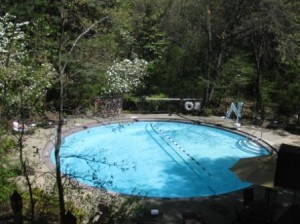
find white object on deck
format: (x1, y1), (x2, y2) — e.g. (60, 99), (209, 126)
(151, 209), (159, 216)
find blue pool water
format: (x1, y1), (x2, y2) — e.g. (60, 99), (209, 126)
(51, 121), (270, 198)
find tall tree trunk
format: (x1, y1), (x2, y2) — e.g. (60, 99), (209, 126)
(53, 9), (108, 222)
(17, 131), (35, 223)
(56, 8), (66, 223)
(256, 70), (262, 111)
(22, 159), (35, 223)
(54, 75), (65, 223)
(203, 4), (212, 108)
(18, 96), (35, 223)
(55, 5), (67, 222)
(254, 42), (263, 115)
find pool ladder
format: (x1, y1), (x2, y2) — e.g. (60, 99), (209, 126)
(247, 129), (263, 141)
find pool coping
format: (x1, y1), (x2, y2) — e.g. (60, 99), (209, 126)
(42, 116), (275, 200)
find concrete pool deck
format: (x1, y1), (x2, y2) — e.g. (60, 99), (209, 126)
(22, 113), (300, 223)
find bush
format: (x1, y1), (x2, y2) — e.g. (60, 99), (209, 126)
(0, 130), (18, 205)
(22, 188), (60, 222)
(201, 107), (213, 116)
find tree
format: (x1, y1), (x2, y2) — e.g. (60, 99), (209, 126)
(275, 0), (300, 124)
(103, 58), (148, 95)
(0, 13), (49, 119)
(50, 2), (109, 222)
(0, 130), (17, 208)
(0, 12), (55, 222)
(199, 0), (253, 107)
(149, 0), (250, 103)
(233, 0), (298, 116)
(1, 1), (143, 222)
(218, 52), (256, 101)
(2, 1), (112, 222)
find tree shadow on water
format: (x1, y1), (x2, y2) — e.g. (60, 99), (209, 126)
(151, 155), (250, 198)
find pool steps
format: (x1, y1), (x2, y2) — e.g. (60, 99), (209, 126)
(237, 139), (264, 155)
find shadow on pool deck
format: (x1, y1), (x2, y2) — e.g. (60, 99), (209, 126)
(140, 186), (299, 224)
(141, 193), (240, 223)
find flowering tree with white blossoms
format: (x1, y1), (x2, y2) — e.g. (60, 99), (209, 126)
(0, 13), (54, 222)
(103, 58), (148, 95)
(0, 13), (29, 65)
(0, 13), (54, 118)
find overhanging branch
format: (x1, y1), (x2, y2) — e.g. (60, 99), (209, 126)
(61, 16), (109, 74)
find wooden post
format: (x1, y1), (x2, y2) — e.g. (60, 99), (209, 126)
(65, 211), (77, 224)
(10, 190), (23, 224)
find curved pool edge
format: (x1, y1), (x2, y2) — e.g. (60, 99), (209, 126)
(42, 116), (277, 170)
(42, 117), (275, 200)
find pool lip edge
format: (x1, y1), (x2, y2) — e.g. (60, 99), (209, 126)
(42, 117), (275, 200)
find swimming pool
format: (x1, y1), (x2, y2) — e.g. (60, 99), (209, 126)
(51, 120), (270, 198)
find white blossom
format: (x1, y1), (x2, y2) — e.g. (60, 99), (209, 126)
(0, 13), (29, 64)
(103, 58), (148, 94)
(0, 13), (54, 116)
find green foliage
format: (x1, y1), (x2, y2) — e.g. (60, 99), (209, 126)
(21, 188), (60, 222)
(22, 188), (86, 222)
(145, 45), (189, 96)
(0, 13), (55, 119)
(261, 80), (276, 107)
(145, 93), (168, 112)
(0, 0), (299, 118)
(276, 60), (300, 118)
(218, 52), (256, 100)
(130, 0), (171, 61)
(201, 107), (213, 117)
(65, 201), (86, 223)
(0, 64), (55, 117)
(0, 131), (18, 204)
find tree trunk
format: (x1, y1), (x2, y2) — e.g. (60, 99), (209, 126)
(255, 61), (264, 118)
(10, 191), (23, 224)
(22, 160), (35, 223)
(17, 117), (35, 223)
(203, 4), (212, 108)
(54, 73), (66, 223)
(55, 7), (66, 223)
(53, 13), (108, 223)
(253, 39), (263, 115)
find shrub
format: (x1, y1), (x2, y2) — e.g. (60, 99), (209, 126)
(0, 130), (18, 205)
(201, 107), (213, 116)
